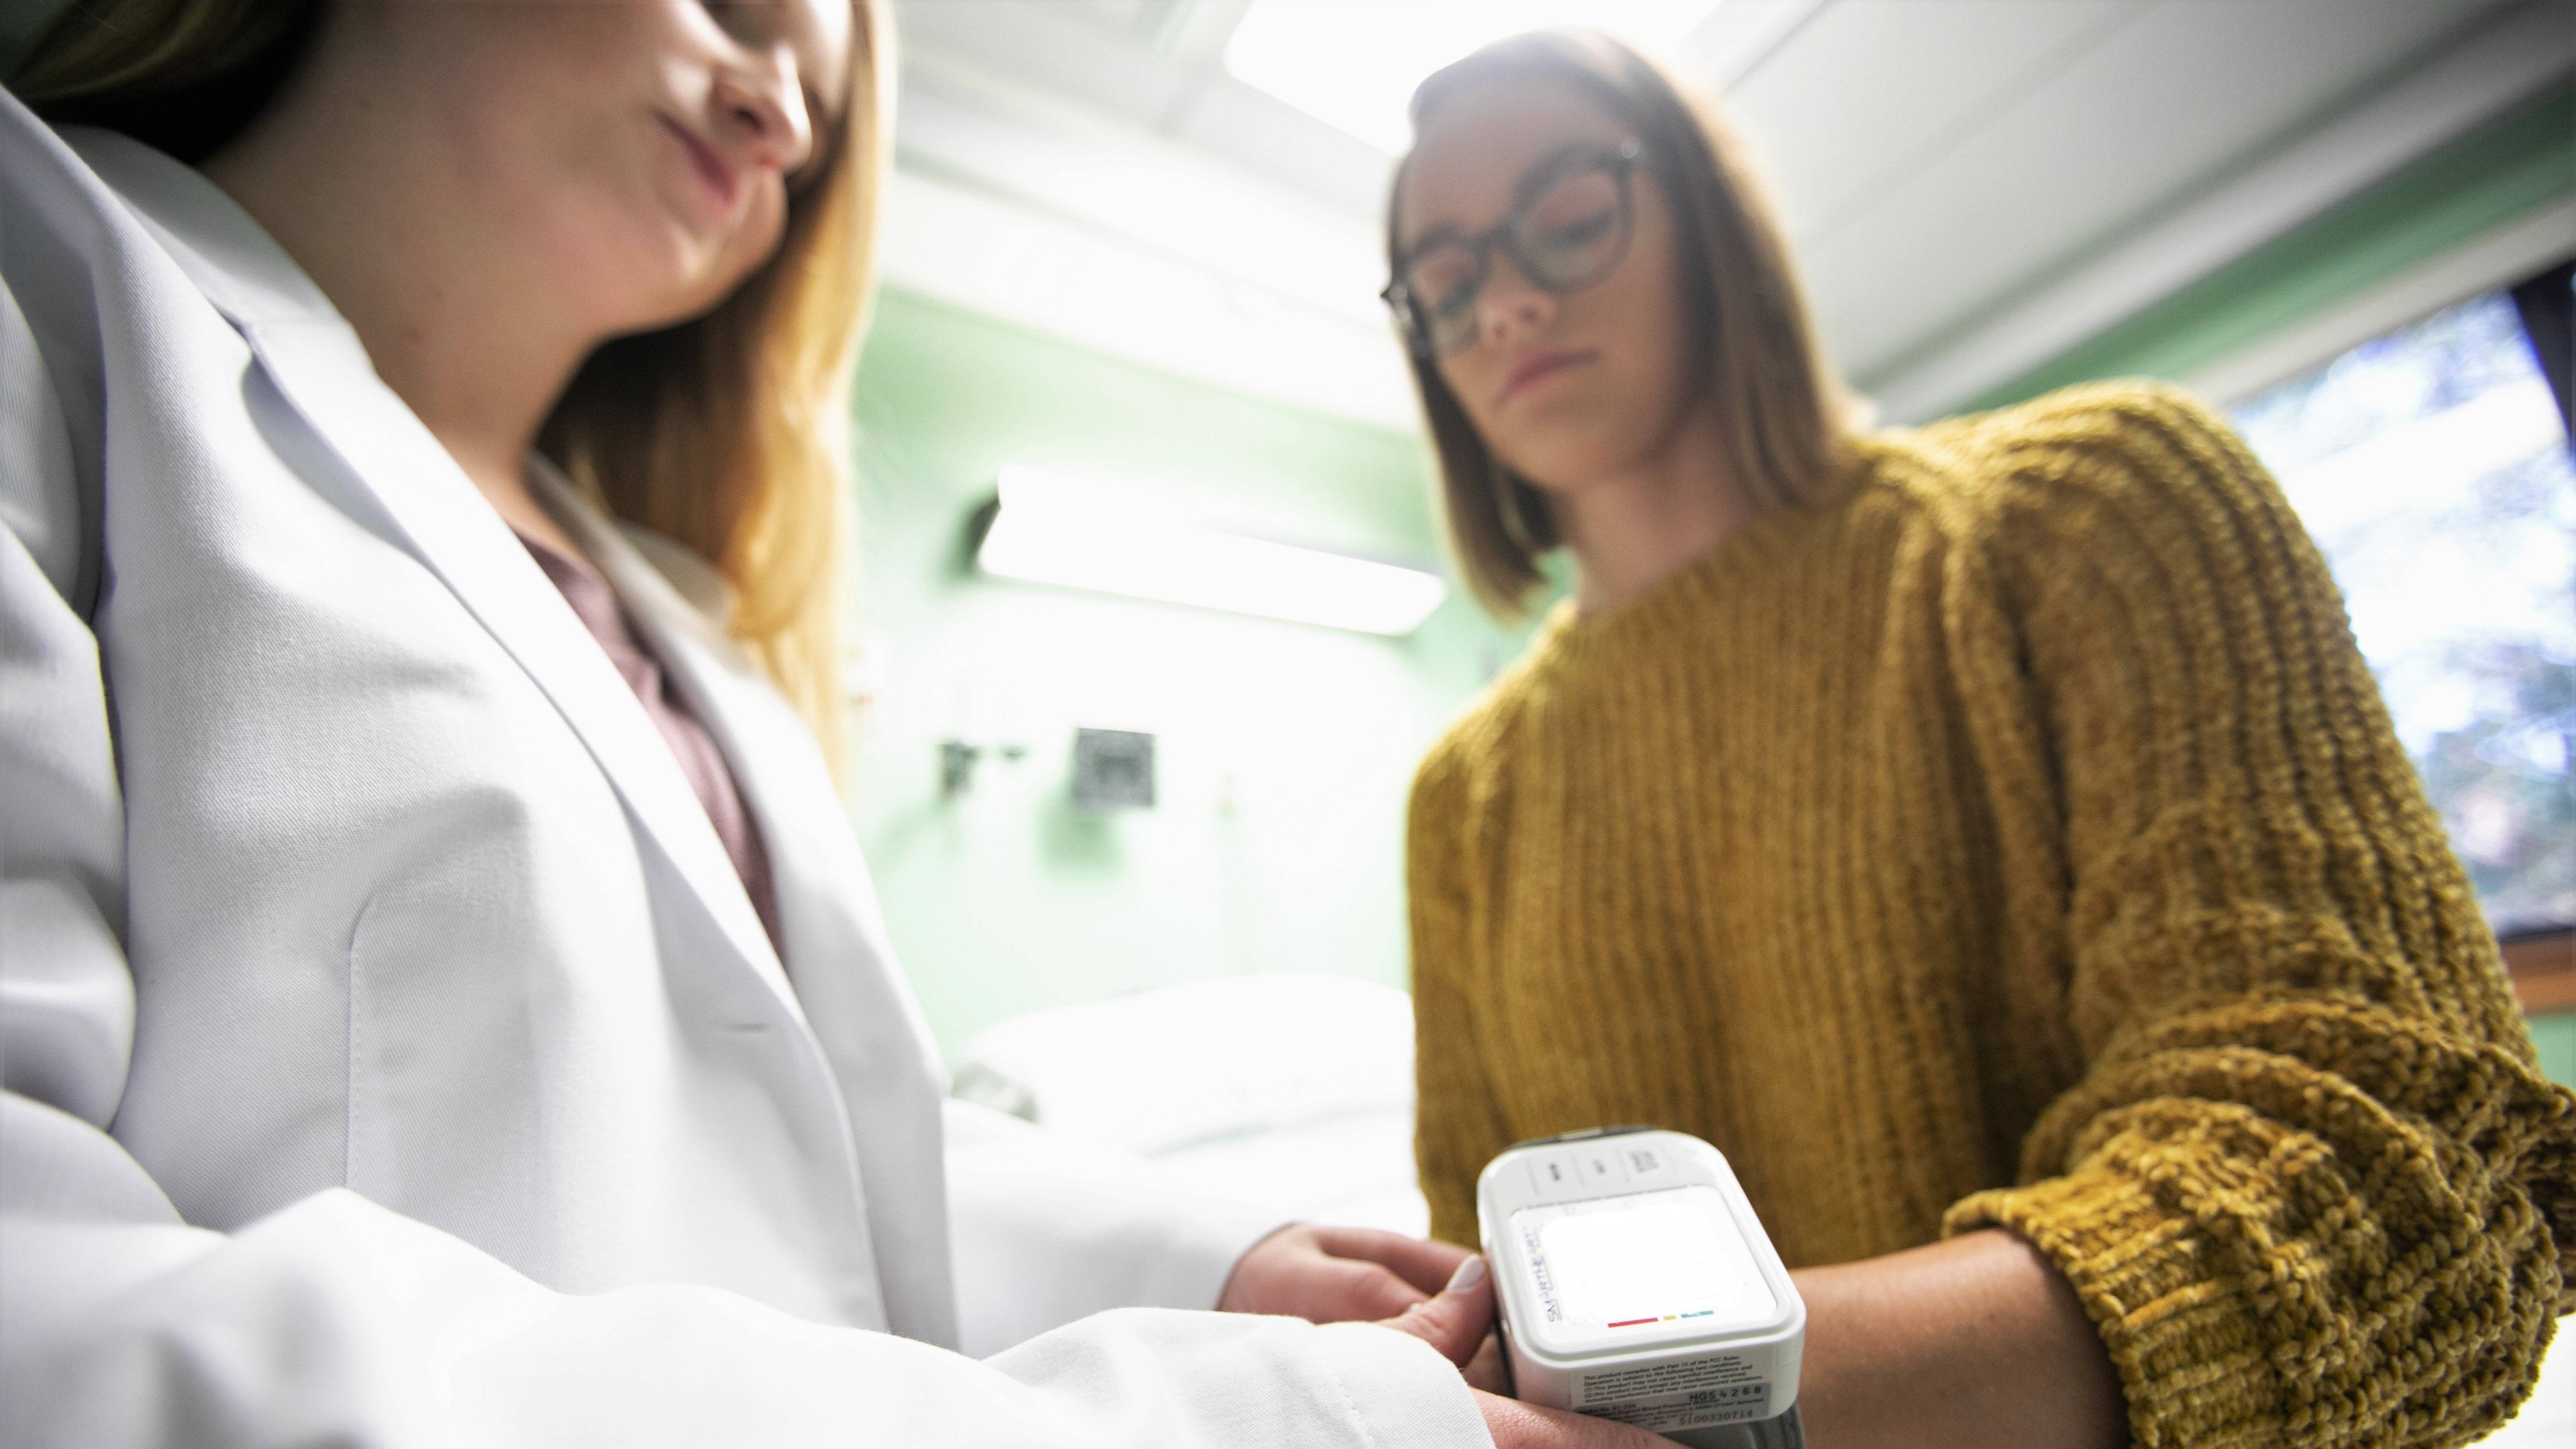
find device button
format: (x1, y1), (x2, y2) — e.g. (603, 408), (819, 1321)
(1619, 1140), (1677, 1184)
(1526, 1153), (1580, 1199)
(1572, 1142), (1629, 1190)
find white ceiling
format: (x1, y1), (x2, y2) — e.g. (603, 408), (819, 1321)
(883, 0), (2574, 429)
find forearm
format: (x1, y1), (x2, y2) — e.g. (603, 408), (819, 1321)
(1790, 1229), (2125, 1449)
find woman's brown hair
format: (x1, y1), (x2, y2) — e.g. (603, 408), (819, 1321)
(1392, 29), (1851, 615)
(12, 0), (891, 779)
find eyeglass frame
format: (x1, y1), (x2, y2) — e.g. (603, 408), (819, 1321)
(1381, 137), (1647, 360)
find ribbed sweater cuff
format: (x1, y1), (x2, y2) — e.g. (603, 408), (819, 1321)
(1944, 1166), (2268, 1449)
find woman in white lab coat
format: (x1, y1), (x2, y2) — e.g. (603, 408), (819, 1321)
(0, 3), (1632, 1444)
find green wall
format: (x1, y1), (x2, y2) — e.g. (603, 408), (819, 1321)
(845, 289), (1520, 1055)
(2535, 1013), (2576, 1089)
(1967, 77), (2576, 411)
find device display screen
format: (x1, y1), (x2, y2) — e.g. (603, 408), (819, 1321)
(1507, 1185), (1779, 1353)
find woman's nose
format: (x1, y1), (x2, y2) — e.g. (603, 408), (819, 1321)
(714, 49), (813, 177)
(1476, 257), (1556, 352)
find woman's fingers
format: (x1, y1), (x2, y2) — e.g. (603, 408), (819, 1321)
(1374, 1253), (1497, 1366)
(1462, 1327), (1512, 1394)
(1309, 1224), (1474, 1297)
(1333, 1256), (1436, 1321)
(1218, 1225), (1429, 1321)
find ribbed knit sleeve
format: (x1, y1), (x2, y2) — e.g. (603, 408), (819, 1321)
(1407, 732), (1515, 1249)
(1936, 384), (2576, 1448)
(1411, 732), (1504, 1243)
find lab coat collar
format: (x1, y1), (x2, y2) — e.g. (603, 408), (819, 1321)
(53, 129), (336, 331)
(62, 128), (811, 1033)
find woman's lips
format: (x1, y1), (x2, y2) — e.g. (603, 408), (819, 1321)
(1497, 349), (1595, 405)
(660, 115), (742, 220)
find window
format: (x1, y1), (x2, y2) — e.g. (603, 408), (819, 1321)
(2229, 265), (2575, 937)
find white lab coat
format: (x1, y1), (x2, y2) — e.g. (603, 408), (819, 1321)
(0, 93), (1488, 1449)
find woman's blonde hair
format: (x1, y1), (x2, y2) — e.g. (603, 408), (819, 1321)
(13, 0), (890, 778)
(1392, 29), (1850, 615)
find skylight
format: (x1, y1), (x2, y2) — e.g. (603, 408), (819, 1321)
(1222, 0), (1725, 155)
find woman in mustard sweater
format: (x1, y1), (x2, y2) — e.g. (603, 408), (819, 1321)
(1388, 30), (2575, 1449)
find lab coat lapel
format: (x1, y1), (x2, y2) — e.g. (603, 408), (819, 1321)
(549, 489), (962, 1347)
(66, 130), (803, 1021)
(263, 342), (802, 1013)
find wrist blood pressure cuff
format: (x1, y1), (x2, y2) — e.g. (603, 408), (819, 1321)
(1477, 1129), (1805, 1448)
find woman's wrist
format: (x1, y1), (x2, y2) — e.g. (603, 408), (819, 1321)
(1788, 1228), (2127, 1449)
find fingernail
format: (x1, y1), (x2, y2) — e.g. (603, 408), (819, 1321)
(1445, 1255), (1488, 1293)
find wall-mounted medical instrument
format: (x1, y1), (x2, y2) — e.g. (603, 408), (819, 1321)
(1072, 727), (1156, 811)
(938, 738), (1028, 797)
(1478, 1128), (1806, 1448)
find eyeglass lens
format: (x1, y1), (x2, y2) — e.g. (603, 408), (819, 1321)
(1400, 161), (1631, 357)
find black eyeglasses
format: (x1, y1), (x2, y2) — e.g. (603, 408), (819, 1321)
(1382, 139), (1644, 360)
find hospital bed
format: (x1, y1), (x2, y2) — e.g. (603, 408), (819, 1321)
(952, 974), (1427, 1236)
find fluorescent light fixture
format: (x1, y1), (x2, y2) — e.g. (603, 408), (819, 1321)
(1224, 0), (1724, 154)
(977, 467), (1447, 636)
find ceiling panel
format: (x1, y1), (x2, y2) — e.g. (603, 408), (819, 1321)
(899, 0), (1205, 130)
(1673, 0), (1830, 88)
(898, 0), (1388, 215)
(1864, 0), (2571, 419)
(896, 75), (1388, 324)
(878, 167), (1418, 430)
(1166, 66), (1399, 216)
(1720, 0), (2132, 244)
(1808, 0), (2515, 381)
(884, 0), (2544, 428)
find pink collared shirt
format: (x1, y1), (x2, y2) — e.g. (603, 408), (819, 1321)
(519, 532), (782, 952)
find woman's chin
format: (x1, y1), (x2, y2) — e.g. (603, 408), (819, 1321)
(1498, 436), (1636, 498)
(652, 224), (782, 327)
(582, 232), (751, 337)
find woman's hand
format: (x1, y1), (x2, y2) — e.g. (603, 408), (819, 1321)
(1222, 1233), (1679, 1445)
(1470, 1391), (1672, 1448)
(1371, 1254), (1665, 1447)
(1217, 1223), (1477, 1322)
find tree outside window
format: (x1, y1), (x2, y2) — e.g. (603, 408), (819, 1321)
(2229, 269), (2575, 937)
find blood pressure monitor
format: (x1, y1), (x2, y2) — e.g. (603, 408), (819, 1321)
(1477, 1129), (1805, 1447)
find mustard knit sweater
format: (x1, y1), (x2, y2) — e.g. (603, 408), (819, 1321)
(1406, 384), (2576, 1448)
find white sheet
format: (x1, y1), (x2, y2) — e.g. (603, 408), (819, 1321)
(952, 976), (1431, 1236)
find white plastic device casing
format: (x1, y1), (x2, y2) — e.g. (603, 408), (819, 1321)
(1477, 1128), (1804, 1440)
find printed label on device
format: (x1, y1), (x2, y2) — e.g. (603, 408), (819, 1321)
(1585, 1379), (1774, 1433)
(1578, 1350), (1768, 1408)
